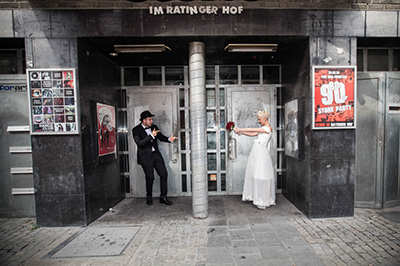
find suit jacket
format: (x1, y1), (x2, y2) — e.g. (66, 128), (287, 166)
(132, 123), (170, 165)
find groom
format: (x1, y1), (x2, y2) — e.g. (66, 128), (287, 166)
(132, 110), (178, 205)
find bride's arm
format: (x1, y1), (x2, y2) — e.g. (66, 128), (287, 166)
(240, 131), (258, 136)
(234, 127), (268, 136)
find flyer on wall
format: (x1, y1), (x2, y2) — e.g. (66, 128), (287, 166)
(96, 103), (116, 156)
(312, 66), (356, 129)
(27, 69), (79, 135)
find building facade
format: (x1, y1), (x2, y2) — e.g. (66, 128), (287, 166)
(0, 0), (399, 226)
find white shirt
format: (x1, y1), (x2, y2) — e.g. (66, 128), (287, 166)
(142, 124), (155, 151)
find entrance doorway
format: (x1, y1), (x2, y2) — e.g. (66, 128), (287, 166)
(127, 87), (180, 197)
(226, 86), (278, 195)
(123, 65), (282, 198)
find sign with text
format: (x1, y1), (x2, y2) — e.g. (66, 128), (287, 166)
(27, 69), (79, 135)
(312, 66), (356, 129)
(149, 5), (243, 15)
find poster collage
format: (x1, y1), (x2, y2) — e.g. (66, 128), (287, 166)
(28, 69), (78, 134)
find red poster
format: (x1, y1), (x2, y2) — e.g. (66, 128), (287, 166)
(97, 103), (116, 156)
(312, 66), (356, 129)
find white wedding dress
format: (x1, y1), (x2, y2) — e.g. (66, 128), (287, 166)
(242, 126), (276, 209)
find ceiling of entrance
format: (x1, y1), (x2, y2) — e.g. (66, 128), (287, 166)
(81, 36), (308, 67)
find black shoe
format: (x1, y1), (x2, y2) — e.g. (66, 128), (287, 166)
(159, 197), (173, 205)
(146, 197), (153, 205)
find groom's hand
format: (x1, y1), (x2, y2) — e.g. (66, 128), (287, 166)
(152, 129), (160, 137)
(169, 134), (178, 142)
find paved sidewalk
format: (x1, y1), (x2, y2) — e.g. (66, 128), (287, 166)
(292, 208), (400, 265)
(0, 195), (399, 265)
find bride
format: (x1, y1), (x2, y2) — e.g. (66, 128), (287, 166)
(234, 110), (276, 209)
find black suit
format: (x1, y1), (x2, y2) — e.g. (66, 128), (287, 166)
(132, 123), (171, 198)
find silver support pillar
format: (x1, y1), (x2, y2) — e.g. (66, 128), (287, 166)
(189, 41), (208, 219)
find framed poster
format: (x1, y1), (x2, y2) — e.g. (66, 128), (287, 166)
(96, 102), (116, 157)
(284, 99), (299, 158)
(27, 69), (79, 134)
(312, 66), (356, 129)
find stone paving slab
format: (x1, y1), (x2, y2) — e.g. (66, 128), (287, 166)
(0, 195), (400, 265)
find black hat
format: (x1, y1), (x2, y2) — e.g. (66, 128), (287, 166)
(140, 110), (154, 121)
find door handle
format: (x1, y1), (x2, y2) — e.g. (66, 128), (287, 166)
(169, 142), (178, 163)
(229, 137), (237, 161)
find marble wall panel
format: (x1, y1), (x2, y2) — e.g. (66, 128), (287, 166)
(78, 39), (124, 225)
(333, 11), (365, 37)
(85, 184), (106, 224)
(366, 11), (398, 37)
(310, 37), (357, 66)
(309, 185), (354, 218)
(311, 130), (356, 159)
(300, 10), (333, 37)
(50, 10), (88, 38)
(35, 194), (86, 226)
(283, 174), (309, 215)
(27, 38), (78, 69)
(33, 164), (84, 195)
(87, 10), (123, 37)
(121, 10), (143, 36)
(32, 135), (83, 165)
(311, 159), (354, 187)
(13, 10), (51, 38)
(0, 10), (13, 37)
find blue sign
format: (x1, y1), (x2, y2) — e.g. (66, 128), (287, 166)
(0, 84), (27, 92)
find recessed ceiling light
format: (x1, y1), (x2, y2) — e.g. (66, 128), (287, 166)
(224, 44), (278, 52)
(114, 44), (171, 53)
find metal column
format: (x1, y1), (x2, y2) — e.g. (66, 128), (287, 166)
(189, 41), (208, 218)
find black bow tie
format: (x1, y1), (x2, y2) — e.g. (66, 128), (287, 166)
(144, 127), (150, 129)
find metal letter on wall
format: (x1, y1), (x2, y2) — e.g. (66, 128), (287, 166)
(312, 66), (356, 130)
(27, 69), (79, 135)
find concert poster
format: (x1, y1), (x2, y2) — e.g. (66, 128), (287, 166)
(312, 66), (356, 129)
(96, 103), (116, 157)
(27, 69), (79, 134)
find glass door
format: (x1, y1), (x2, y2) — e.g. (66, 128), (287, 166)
(206, 84), (227, 195)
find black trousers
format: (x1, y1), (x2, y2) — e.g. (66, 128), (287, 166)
(141, 152), (168, 198)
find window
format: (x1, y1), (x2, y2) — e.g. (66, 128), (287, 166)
(0, 49), (25, 74)
(367, 49), (388, 71)
(357, 47), (399, 72)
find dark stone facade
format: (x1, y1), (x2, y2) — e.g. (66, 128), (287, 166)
(4, 7), (393, 224)
(29, 35), (124, 227)
(78, 40), (125, 225)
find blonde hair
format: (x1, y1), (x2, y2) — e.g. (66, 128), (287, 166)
(257, 110), (269, 120)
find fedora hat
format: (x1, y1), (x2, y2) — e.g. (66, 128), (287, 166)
(140, 110), (154, 121)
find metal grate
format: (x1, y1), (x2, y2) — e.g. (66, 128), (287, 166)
(50, 226), (140, 258)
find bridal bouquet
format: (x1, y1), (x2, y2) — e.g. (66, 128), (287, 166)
(226, 121), (235, 132)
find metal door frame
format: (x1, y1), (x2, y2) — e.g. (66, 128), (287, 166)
(355, 72), (385, 208)
(355, 72), (400, 209)
(225, 85), (281, 195)
(125, 86), (181, 197)
(383, 72), (400, 208)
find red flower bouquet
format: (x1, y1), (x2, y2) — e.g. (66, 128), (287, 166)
(226, 121), (235, 132)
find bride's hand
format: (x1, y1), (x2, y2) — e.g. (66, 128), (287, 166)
(234, 128), (241, 135)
